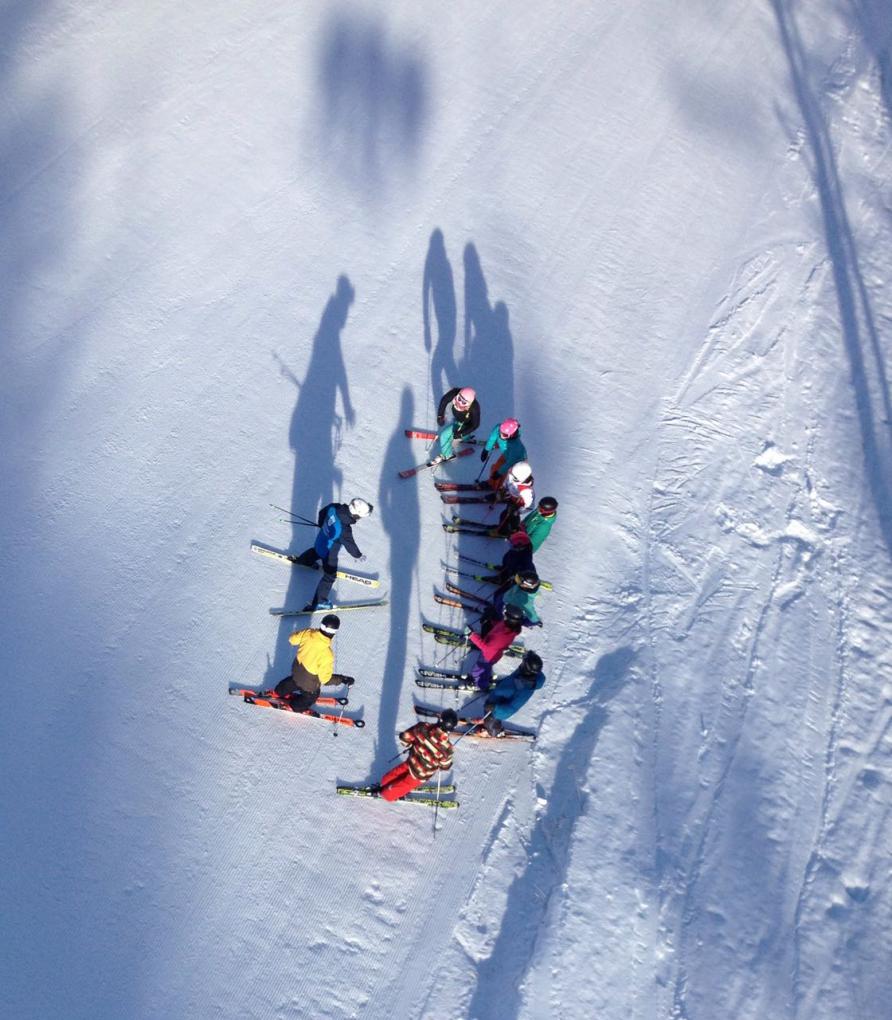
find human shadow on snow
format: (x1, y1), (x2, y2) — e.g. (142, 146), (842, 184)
(423, 228), (458, 403)
(772, 0), (892, 559)
(264, 275), (356, 685)
(315, 10), (428, 194)
(374, 388), (422, 767)
(466, 646), (636, 1020)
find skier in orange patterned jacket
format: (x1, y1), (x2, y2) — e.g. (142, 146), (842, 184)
(377, 712), (458, 801)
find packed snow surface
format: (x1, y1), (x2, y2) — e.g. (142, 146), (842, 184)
(2, 1), (891, 1018)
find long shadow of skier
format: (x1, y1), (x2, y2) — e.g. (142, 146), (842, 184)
(467, 647), (636, 1020)
(264, 274), (356, 685)
(462, 242), (515, 418)
(423, 228), (458, 407)
(446, 243), (518, 609)
(772, 1), (892, 558)
(374, 387), (422, 768)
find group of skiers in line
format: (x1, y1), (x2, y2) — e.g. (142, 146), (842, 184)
(371, 385), (560, 802)
(264, 384), (559, 803)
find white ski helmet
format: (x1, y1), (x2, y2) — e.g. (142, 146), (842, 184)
(348, 498), (373, 518)
(508, 461), (532, 483)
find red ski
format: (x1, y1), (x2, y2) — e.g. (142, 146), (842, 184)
(228, 688), (349, 706)
(239, 693), (365, 727)
(399, 445), (475, 479)
(404, 429), (480, 444)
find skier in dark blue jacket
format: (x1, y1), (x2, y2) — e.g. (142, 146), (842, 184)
(480, 651), (545, 737)
(294, 497), (373, 610)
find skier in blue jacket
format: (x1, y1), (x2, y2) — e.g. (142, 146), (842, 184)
(481, 651), (545, 737)
(294, 497), (373, 610)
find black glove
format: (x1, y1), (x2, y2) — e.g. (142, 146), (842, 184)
(480, 449), (488, 462)
(437, 415), (445, 426)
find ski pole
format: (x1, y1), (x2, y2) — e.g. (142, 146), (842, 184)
(433, 768), (444, 836)
(275, 517), (318, 527)
(332, 700), (347, 737)
(451, 710), (493, 747)
(385, 745), (410, 764)
(270, 503), (318, 527)
(475, 448), (491, 482)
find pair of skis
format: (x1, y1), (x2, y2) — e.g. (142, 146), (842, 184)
(269, 600), (387, 617)
(230, 689), (365, 728)
(442, 515), (505, 538)
(433, 581), (492, 614)
(399, 428), (482, 479)
(413, 704), (536, 742)
(452, 553), (554, 591)
(422, 621), (525, 658)
(250, 543), (385, 613)
(250, 542), (379, 588)
(415, 667), (497, 692)
(336, 783), (459, 809)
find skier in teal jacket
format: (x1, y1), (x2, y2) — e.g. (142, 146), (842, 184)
(480, 418), (527, 487)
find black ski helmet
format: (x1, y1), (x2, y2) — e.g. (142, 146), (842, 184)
(320, 614), (341, 636)
(504, 603), (525, 625)
(439, 708), (459, 732)
(538, 496), (558, 516)
(520, 650), (543, 676)
(515, 570), (540, 593)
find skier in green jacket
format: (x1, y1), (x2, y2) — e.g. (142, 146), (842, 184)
(520, 496), (558, 552)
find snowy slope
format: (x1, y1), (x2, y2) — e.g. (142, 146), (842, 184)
(2, 2), (891, 1018)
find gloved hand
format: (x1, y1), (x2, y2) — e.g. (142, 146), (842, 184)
(437, 415), (445, 426)
(480, 449), (488, 462)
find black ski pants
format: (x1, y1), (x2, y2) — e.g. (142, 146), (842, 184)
(275, 660), (321, 713)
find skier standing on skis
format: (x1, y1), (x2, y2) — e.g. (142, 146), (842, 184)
(492, 460), (535, 536)
(480, 417), (527, 489)
(467, 603), (525, 689)
(480, 651), (545, 737)
(519, 496), (558, 552)
(377, 710), (458, 801)
(487, 569), (543, 628)
(479, 530), (536, 586)
(429, 386), (480, 466)
(294, 497), (373, 611)
(273, 614), (352, 712)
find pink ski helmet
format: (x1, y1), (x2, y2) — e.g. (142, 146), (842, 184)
(453, 387), (476, 410)
(498, 418), (520, 440)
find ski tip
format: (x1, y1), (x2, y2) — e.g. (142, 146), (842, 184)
(354, 719), (366, 728)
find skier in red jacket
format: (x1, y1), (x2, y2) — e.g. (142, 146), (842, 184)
(377, 711), (458, 801)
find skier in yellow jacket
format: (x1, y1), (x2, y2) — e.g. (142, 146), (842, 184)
(272, 614), (352, 712)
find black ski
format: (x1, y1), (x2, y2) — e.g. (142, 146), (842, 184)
(422, 621), (524, 658)
(336, 786), (459, 808)
(413, 705), (535, 741)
